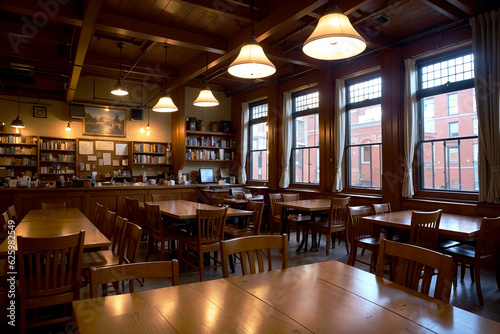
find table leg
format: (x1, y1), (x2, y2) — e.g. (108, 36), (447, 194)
(281, 207), (288, 235)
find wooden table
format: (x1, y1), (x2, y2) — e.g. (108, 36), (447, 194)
(143, 200), (253, 220)
(0, 208), (110, 256)
(362, 210), (483, 241)
(275, 199), (332, 252)
(73, 260), (500, 334)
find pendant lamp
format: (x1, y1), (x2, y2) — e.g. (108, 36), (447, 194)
(302, 4), (366, 60)
(228, 0), (275, 79)
(111, 42), (129, 96)
(11, 89), (25, 129)
(194, 53), (219, 107)
(65, 121), (71, 131)
(153, 44), (178, 112)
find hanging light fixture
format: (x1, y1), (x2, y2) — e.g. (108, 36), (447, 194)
(111, 42), (129, 96)
(65, 121), (71, 131)
(11, 89), (25, 129)
(194, 53), (219, 107)
(302, 3), (366, 60)
(228, 0), (275, 79)
(153, 43), (178, 112)
(146, 108), (150, 136)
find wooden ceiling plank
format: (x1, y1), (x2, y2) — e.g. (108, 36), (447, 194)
(95, 12), (227, 54)
(446, 0), (481, 16)
(177, 0), (253, 23)
(0, 22), (72, 45)
(66, 0), (103, 104)
(0, 0), (83, 27)
(419, 0), (466, 20)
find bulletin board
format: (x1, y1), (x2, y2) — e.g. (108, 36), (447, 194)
(76, 138), (130, 179)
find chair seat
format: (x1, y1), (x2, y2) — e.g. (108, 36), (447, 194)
(438, 239), (461, 250)
(82, 250), (120, 269)
(225, 226), (256, 237)
(445, 244), (475, 259)
(309, 221), (345, 231)
(287, 214), (311, 222)
(357, 236), (381, 248)
(181, 236), (220, 253)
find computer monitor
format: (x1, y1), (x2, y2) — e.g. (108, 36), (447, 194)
(199, 168), (214, 184)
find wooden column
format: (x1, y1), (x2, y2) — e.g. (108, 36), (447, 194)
(267, 80), (280, 188)
(319, 67), (333, 193)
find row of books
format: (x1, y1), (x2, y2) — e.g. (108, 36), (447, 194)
(40, 152), (76, 162)
(0, 135), (37, 144)
(39, 166), (75, 174)
(133, 143), (170, 153)
(186, 149), (234, 161)
(0, 157), (37, 166)
(0, 147), (37, 155)
(186, 136), (235, 148)
(40, 139), (75, 150)
(133, 154), (169, 164)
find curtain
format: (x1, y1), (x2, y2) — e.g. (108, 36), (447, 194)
(402, 59), (418, 197)
(471, 10), (500, 203)
(279, 92), (293, 188)
(333, 79), (346, 192)
(238, 102), (249, 184)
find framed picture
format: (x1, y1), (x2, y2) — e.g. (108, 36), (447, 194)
(33, 106), (47, 118)
(83, 106), (126, 137)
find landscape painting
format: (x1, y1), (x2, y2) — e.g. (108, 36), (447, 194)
(83, 106), (126, 137)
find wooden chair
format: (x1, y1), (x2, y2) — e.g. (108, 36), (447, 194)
(376, 239), (454, 304)
(125, 197), (146, 229)
(309, 197), (350, 256)
(220, 234), (288, 278)
(210, 195), (226, 207)
(269, 193), (283, 235)
(225, 201), (264, 238)
(18, 231), (85, 333)
(100, 209), (117, 239)
(409, 209), (442, 250)
(372, 203), (391, 215)
(144, 203), (186, 261)
(7, 204), (19, 226)
(347, 206), (380, 272)
(1, 211), (9, 243)
(179, 207), (228, 281)
(282, 193), (311, 242)
(445, 216), (500, 305)
(119, 222), (143, 265)
(41, 202), (66, 210)
(151, 193), (171, 202)
(91, 202), (105, 231)
(89, 260), (179, 298)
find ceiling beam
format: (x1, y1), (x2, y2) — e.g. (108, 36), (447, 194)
(419, 0), (467, 20)
(446, 0), (481, 16)
(0, 0), (82, 26)
(94, 13), (228, 55)
(177, 0), (254, 23)
(66, 0), (103, 104)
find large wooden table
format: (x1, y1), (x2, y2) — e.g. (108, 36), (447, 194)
(0, 208), (110, 256)
(143, 200), (253, 220)
(362, 210), (483, 241)
(73, 260), (500, 333)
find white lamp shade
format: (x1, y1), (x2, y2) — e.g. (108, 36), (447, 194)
(65, 122), (71, 131)
(111, 80), (129, 96)
(303, 12), (366, 60)
(153, 95), (178, 112)
(193, 87), (219, 107)
(228, 40), (276, 79)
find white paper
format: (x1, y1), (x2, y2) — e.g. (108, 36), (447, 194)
(79, 141), (93, 155)
(98, 159), (104, 166)
(115, 143), (128, 156)
(87, 155), (97, 162)
(112, 159), (119, 166)
(85, 163), (90, 171)
(96, 141), (114, 151)
(122, 159), (128, 166)
(103, 153), (111, 165)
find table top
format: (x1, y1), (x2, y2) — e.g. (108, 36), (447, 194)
(363, 210), (483, 240)
(73, 260), (500, 334)
(0, 208), (110, 256)
(143, 200), (253, 220)
(275, 198), (332, 212)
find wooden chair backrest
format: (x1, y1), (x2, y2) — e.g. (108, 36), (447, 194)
(1, 211), (9, 241)
(101, 209), (117, 239)
(282, 193), (299, 202)
(41, 202), (66, 210)
(144, 203), (165, 236)
(18, 231), (85, 301)
(327, 197), (351, 227)
(476, 216), (500, 260)
(89, 260), (179, 298)
(269, 193), (283, 217)
(348, 206), (374, 240)
(91, 203), (105, 230)
(372, 203), (391, 215)
(151, 193), (171, 202)
(109, 215), (128, 254)
(125, 197), (144, 227)
(8, 205), (18, 225)
(220, 234), (288, 278)
(246, 201), (265, 235)
(119, 222), (142, 264)
(409, 209), (442, 250)
(210, 196), (225, 207)
(376, 239), (454, 304)
(196, 207), (228, 245)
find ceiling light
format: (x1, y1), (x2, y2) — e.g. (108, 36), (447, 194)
(153, 44), (177, 112)
(111, 42), (128, 96)
(228, 0), (275, 79)
(65, 121), (71, 131)
(11, 89), (25, 129)
(303, 4), (366, 60)
(194, 53), (219, 107)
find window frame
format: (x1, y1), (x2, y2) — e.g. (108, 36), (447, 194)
(248, 100), (268, 182)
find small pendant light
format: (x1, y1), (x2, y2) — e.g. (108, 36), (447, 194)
(193, 53), (219, 107)
(228, 0), (275, 79)
(11, 88), (25, 129)
(65, 121), (71, 131)
(153, 43), (178, 112)
(111, 42), (129, 96)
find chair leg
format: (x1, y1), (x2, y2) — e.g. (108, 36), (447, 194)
(461, 262), (466, 280)
(145, 236), (153, 261)
(453, 262), (458, 288)
(470, 265), (475, 283)
(348, 244), (357, 266)
(343, 232), (349, 255)
(199, 251), (204, 282)
(325, 233), (331, 256)
(370, 250), (378, 273)
(474, 265), (483, 305)
(160, 241), (165, 260)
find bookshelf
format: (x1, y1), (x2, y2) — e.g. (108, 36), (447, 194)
(185, 130), (235, 162)
(0, 133), (38, 177)
(38, 136), (77, 179)
(131, 141), (172, 179)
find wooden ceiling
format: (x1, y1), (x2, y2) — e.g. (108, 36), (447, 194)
(0, 0), (497, 104)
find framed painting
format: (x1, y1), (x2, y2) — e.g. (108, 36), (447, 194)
(33, 106), (47, 118)
(83, 106), (126, 137)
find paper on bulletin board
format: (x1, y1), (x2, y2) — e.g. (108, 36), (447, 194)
(79, 141), (94, 155)
(115, 143), (128, 156)
(112, 160), (120, 166)
(98, 159), (104, 166)
(96, 141), (114, 151)
(103, 153), (111, 165)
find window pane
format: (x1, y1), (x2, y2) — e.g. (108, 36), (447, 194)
(292, 147), (320, 183)
(347, 144), (381, 188)
(250, 150), (268, 181)
(250, 123), (267, 150)
(349, 105), (382, 145)
(294, 91), (318, 112)
(420, 54), (474, 89)
(294, 114), (319, 148)
(348, 77), (381, 104)
(448, 93), (458, 115)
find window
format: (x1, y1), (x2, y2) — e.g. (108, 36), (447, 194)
(346, 75), (382, 189)
(249, 100), (268, 181)
(417, 52), (477, 192)
(291, 89), (319, 184)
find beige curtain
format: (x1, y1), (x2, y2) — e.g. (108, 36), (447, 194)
(402, 59), (418, 197)
(471, 10), (500, 203)
(333, 79), (346, 192)
(238, 102), (249, 184)
(279, 92), (293, 188)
